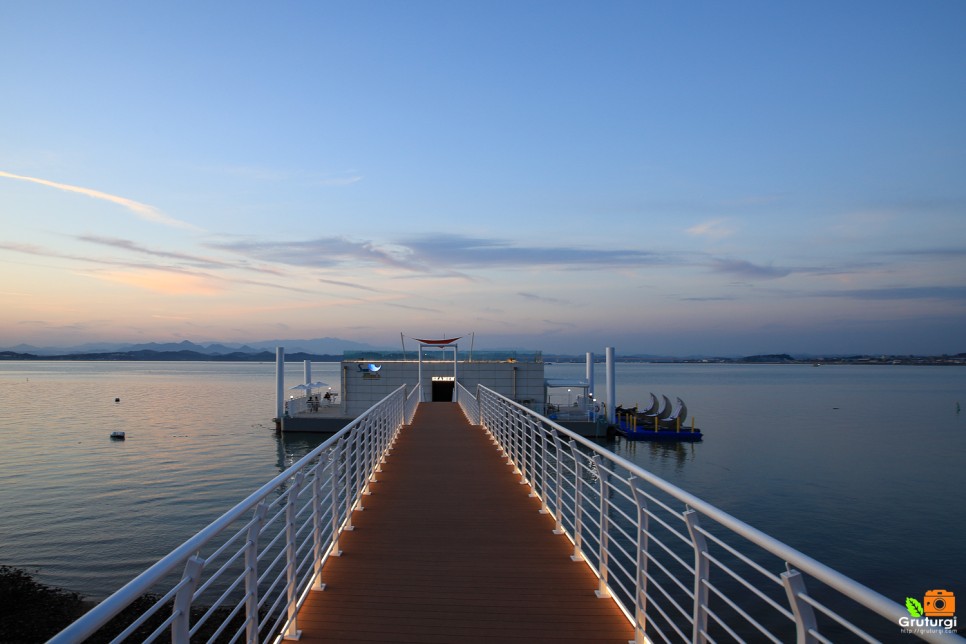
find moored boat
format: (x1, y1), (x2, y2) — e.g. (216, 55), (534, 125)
(616, 394), (701, 441)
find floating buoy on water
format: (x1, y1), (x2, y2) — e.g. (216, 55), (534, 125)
(115, 397), (120, 403)
(110, 431), (125, 440)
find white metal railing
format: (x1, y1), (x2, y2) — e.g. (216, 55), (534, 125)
(474, 385), (964, 644)
(405, 380), (420, 424)
(51, 385), (413, 644)
(283, 394), (309, 416)
(456, 381), (480, 425)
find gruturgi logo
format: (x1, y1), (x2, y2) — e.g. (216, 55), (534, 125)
(901, 590), (957, 635)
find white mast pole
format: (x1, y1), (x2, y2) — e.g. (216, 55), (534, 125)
(275, 347), (285, 428)
(605, 347), (616, 424)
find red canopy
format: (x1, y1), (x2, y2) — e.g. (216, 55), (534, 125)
(413, 337), (462, 345)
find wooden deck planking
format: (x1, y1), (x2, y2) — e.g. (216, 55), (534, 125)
(295, 403), (634, 643)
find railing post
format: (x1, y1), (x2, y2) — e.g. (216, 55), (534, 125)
(377, 411), (387, 468)
(683, 509), (710, 644)
(551, 432), (567, 535)
(495, 399), (508, 452)
(782, 568), (820, 644)
(519, 414), (532, 486)
(537, 422), (550, 513)
(341, 431), (353, 530)
(312, 454), (328, 589)
(171, 555), (205, 644)
(524, 415), (535, 488)
(593, 454), (611, 598)
(282, 472), (305, 640)
(508, 409), (520, 472)
(502, 403), (512, 458)
(348, 428), (366, 510)
(569, 440), (584, 562)
(475, 383), (482, 425)
(501, 407), (512, 462)
(628, 477), (649, 644)
(331, 440), (346, 550)
(361, 418), (374, 494)
(368, 414), (378, 478)
(245, 502), (269, 643)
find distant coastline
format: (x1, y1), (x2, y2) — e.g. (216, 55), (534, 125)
(1, 349), (964, 366)
(0, 349), (339, 362)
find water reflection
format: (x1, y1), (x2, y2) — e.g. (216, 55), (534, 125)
(274, 431), (332, 472)
(592, 436), (699, 472)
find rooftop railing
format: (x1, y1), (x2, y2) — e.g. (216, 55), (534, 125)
(50, 385), (413, 644)
(343, 349), (543, 363)
(467, 384), (964, 644)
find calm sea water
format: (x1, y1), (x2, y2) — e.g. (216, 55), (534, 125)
(558, 361), (966, 611)
(1, 361), (963, 611)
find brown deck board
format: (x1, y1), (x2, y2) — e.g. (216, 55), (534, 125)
(295, 403), (634, 643)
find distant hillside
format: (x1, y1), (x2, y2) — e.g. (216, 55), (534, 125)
(0, 336), (388, 357)
(0, 349), (342, 362)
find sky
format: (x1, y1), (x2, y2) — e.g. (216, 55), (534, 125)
(2, 1), (965, 356)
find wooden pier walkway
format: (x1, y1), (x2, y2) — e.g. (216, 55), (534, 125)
(295, 402), (634, 643)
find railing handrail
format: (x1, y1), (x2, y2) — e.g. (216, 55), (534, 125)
(51, 385), (410, 644)
(475, 384), (964, 644)
(481, 387), (907, 624)
(455, 381), (480, 424)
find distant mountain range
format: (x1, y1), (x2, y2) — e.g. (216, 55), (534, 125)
(1, 340), (963, 364)
(0, 337), (390, 357)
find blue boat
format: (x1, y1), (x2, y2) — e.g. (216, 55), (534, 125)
(615, 395), (703, 441)
(616, 420), (703, 441)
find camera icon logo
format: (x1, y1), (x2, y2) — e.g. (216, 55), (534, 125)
(924, 589), (956, 617)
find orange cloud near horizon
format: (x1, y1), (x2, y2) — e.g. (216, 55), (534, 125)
(86, 269), (223, 295)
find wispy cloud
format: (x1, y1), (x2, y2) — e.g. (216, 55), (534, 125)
(686, 219), (736, 239)
(318, 175), (363, 187)
(75, 235), (283, 275)
(87, 269), (224, 295)
(680, 296), (738, 302)
(0, 170), (200, 231)
(318, 278), (381, 292)
(0, 242), (310, 294)
(379, 301), (442, 313)
(518, 292), (570, 306)
(402, 234), (670, 270)
(890, 247), (966, 258)
(212, 234), (682, 284)
(710, 258), (791, 279)
(819, 286), (966, 301)
(211, 237), (413, 270)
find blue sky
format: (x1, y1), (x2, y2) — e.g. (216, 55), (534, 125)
(2, 1), (965, 355)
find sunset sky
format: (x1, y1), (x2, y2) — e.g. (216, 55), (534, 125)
(2, 2), (965, 356)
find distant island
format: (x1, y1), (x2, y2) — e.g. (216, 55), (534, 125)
(1, 349), (964, 365)
(545, 352), (966, 366)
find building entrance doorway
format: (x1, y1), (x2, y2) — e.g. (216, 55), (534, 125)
(431, 379), (455, 402)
